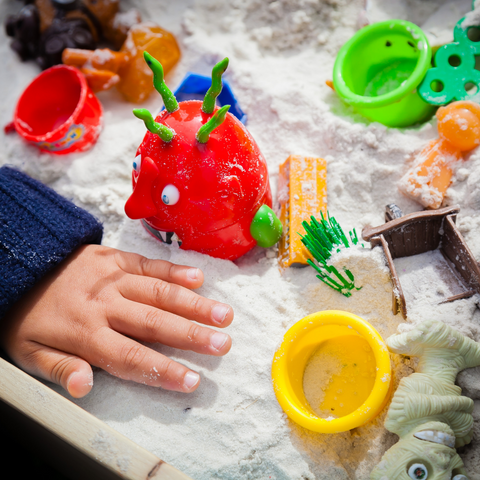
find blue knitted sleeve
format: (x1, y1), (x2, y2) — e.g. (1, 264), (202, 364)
(0, 166), (103, 319)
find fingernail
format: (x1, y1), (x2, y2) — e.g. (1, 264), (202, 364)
(211, 332), (229, 351)
(187, 268), (199, 281)
(183, 371), (200, 390)
(212, 304), (230, 325)
(66, 372), (78, 390)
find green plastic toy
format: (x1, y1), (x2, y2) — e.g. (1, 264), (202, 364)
(418, 17), (480, 105)
(250, 205), (283, 248)
(371, 319), (480, 480)
(333, 20), (434, 128)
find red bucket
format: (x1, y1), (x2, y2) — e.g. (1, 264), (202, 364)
(13, 65), (103, 154)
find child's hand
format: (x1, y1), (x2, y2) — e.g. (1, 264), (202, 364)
(0, 245), (233, 398)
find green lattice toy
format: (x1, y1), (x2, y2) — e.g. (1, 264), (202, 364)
(419, 17), (480, 105)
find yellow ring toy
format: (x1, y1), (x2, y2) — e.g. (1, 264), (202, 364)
(271, 310), (391, 433)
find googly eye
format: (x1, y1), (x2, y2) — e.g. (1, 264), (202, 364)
(452, 475), (468, 480)
(133, 154), (142, 174)
(161, 185), (180, 206)
(408, 464), (428, 480)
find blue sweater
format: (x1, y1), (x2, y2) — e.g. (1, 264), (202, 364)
(0, 166), (103, 319)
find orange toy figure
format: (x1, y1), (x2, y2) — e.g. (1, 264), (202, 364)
(399, 101), (480, 209)
(62, 23), (181, 102)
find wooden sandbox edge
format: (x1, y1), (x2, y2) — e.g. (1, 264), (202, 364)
(0, 357), (193, 480)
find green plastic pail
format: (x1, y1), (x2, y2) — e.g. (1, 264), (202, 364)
(333, 20), (435, 128)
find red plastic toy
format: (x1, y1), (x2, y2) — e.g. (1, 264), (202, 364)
(13, 65), (102, 154)
(125, 53), (282, 260)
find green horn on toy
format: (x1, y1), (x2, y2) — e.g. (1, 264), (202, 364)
(132, 109), (175, 143)
(202, 57), (229, 114)
(196, 105), (230, 143)
(132, 52), (178, 142)
(144, 51), (179, 113)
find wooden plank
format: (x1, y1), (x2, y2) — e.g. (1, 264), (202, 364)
(361, 206), (460, 242)
(367, 235), (407, 318)
(378, 234), (407, 318)
(402, 224), (415, 257)
(0, 357), (192, 480)
(441, 215), (480, 293)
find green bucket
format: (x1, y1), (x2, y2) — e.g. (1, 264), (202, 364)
(333, 20), (435, 128)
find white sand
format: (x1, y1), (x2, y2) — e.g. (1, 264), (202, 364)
(1, 0), (480, 478)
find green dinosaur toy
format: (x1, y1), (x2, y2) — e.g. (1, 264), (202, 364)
(371, 319), (480, 480)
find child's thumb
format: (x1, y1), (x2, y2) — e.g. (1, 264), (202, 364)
(65, 361), (94, 398)
(27, 346), (94, 398)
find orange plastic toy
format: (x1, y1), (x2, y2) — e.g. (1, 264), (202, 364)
(399, 101), (480, 209)
(278, 155), (327, 269)
(62, 23), (181, 102)
(61, 48), (128, 93)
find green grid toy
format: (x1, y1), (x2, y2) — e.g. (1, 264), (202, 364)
(419, 17), (480, 105)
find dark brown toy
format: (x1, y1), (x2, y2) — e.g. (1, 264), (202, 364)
(5, 0), (140, 69)
(362, 205), (480, 318)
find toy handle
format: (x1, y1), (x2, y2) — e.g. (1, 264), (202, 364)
(4, 121), (16, 134)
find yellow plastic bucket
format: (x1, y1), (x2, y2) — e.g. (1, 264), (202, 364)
(271, 310), (391, 433)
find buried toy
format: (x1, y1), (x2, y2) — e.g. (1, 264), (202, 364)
(370, 319), (480, 480)
(125, 52), (282, 260)
(399, 101), (480, 210)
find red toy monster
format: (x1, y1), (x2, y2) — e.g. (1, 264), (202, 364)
(125, 52), (282, 261)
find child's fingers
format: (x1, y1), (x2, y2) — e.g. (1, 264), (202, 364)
(116, 274), (233, 327)
(114, 251), (204, 289)
(90, 329), (201, 392)
(20, 344), (93, 398)
(107, 299), (232, 356)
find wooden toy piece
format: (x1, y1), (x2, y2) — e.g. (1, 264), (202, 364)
(362, 205), (480, 319)
(399, 101), (480, 209)
(277, 155), (327, 269)
(62, 23), (181, 102)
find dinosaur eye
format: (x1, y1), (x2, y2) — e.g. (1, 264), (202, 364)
(161, 185), (180, 206)
(133, 154), (142, 174)
(408, 464), (428, 480)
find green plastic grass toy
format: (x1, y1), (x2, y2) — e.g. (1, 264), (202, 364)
(300, 212), (362, 297)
